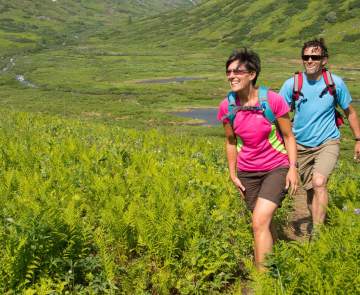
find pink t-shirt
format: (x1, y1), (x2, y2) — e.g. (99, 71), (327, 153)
(217, 90), (290, 172)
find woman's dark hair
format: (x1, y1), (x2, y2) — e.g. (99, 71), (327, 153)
(301, 38), (329, 58)
(225, 48), (261, 85)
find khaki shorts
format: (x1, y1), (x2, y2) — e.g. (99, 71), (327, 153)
(297, 139), (340, 190)
(237, 167), (288, 211)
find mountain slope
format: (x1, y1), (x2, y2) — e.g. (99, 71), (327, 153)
(109, 0), (360, 54)
(0, 0), (197, 56)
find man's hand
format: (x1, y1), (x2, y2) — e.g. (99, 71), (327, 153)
(354, 141), (360, 162)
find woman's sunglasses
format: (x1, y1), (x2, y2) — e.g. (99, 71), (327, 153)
(225, 68), (249, 76)
(302, 55), (323, 61)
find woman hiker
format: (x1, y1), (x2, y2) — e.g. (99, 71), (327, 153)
(217, 48), (299, 270)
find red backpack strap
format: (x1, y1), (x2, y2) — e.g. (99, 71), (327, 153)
(291, 71), (303, 111)
(322, 68), (337, 99)
(322, 68), (344, 126)
(292, 71), (303, 100)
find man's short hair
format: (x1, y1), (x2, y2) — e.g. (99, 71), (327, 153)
(226, 48), (261, 85)
(301, 38), (329, 58)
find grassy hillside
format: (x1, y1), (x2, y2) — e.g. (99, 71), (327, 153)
(110, 0), (360, 55)
(1, 0), (359, 129)
(0, 0), (196, 57)
(6, 0), (360, 58)
(2, 1), (360, 293)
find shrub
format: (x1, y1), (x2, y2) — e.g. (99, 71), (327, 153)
(342, 33), (360, 42)
(349, 1), (360, 10)
(325, 11), (337, 23)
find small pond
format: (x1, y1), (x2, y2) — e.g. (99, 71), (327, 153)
(171, 108), (220, 126)
(171, 100), (360, 127)
(137, 77), (207, 84)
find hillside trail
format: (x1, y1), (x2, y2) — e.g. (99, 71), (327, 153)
(281, 188), (312, 241)
(241, 189), (311, 295)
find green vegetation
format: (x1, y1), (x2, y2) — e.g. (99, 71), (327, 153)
(250, 159), (360, 295)
(109, 0), (360, 54)
(0, 110), (254, 293)
(1, 0), (360, 293)
(1, 0), (359, 129)
(0, 0), (194, 57)
(1, 109), (359, 294)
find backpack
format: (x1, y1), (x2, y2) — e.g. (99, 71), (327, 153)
(222, 86), (276, 126)
(291, 68), (344, 127)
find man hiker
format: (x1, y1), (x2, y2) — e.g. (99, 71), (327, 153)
(279, 38), (360, 231)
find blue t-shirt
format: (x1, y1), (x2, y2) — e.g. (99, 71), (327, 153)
(280, 73), (352, 147)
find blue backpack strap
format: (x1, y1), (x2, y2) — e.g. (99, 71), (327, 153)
(223, 87), (276, 125)
(258, 86), (276, 124)
(226, 91), (237, 126)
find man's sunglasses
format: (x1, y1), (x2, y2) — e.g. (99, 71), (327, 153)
(225, 68), (249, 76)
(302, 55), (324, 61)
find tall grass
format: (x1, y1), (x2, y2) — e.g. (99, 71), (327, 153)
(0, 110), (253, 294)
(250, 160), (360, 294)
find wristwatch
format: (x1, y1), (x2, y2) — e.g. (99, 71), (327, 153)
(289, 161), (299, 168)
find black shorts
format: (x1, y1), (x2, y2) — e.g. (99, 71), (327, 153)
(237, 167), (288, 211)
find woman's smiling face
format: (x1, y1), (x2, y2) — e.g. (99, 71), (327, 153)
(226, 60), (255, 92)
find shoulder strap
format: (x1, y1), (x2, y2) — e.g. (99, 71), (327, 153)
(258, 86), (276, 124)
(292, 71), (303, 101)
(322, 68), (344, 126)
(322, 68), (338, 100)
(291, 71), (303, 111)
(223, 87), (276, 125)
(226, 91), (237, 126)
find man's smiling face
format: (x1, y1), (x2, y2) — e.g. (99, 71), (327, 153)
(302, 46), (328, 79)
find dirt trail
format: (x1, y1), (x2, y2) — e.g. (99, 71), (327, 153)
(241, 189), (312, 295)
(282, 188), (312, 241)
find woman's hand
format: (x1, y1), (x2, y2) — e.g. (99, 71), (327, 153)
(231, 175), (245, 198)
(285, 166), (299, 195)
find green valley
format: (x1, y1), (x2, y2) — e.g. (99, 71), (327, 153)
(1, 0), (360, 293)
